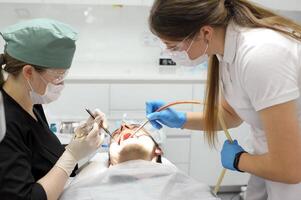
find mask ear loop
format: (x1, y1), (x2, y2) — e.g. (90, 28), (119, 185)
(37, 71), (49, 86)
(197, 28), (211, 56)
(27, 67), (48, 96)
(26, 79), (34, 92)
(185, 32), (209, 62)
(203, 43), (209, 55)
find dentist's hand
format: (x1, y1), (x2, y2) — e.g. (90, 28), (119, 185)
(221, 139), (246, 172)
(146, 100), (187, 129)
(77, 108), (108, 138)
(55, 110), (108, 176)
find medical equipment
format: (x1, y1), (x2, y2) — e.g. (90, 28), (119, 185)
(85, 108), (113, 139)
(60, 121), (79, 134)
(0, 91), (5, 142)
(134, 100), (234, 196)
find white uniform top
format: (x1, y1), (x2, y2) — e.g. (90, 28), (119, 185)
(218, 22), (301, 200)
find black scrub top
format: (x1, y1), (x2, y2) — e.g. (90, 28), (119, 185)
(0, 88), (76, 200)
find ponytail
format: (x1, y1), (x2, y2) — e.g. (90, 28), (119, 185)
(204, 55), (220, 146)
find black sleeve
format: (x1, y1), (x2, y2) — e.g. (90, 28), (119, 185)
(0, 123), (47, 200)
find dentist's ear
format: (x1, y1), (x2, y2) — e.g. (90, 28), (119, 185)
(22, 65), (34, 80)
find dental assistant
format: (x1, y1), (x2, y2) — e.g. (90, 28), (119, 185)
(146, 0), (301, 199)
(0, 19), (106, 200)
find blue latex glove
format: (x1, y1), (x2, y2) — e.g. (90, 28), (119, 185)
(221, 139), (245, 171)
(146, 100), (187, 129)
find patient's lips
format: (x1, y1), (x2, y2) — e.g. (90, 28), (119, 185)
(122, 133), (132, 141)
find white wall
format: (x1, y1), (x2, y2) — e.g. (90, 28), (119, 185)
(1, 2), (301, 74)
(3, 0), (296, 81)
(0, 3), (160, 73)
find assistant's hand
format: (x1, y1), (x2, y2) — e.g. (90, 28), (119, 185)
(146, 100), (187, 129)
(221, 139), (246, 172)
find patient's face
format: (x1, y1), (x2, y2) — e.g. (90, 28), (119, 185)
(109, 123), (161, 165)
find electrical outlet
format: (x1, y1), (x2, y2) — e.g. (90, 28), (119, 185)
(159, 58), (176, 66)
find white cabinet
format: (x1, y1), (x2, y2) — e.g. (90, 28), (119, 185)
(189, 126), (251, 186)
(164, 132), (191, 163)
(191, 84), (250, 186)
(163, 128), (192, 174)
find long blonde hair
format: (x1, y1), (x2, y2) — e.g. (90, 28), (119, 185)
(149, 0), (301, 145)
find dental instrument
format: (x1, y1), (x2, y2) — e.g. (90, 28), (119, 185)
(85, 108), (114, 139)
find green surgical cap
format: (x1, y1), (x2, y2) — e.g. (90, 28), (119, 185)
(1, 18), (78, 69)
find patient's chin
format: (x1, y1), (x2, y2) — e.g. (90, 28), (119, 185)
(117, 143), (153, 164)
(121, 137), (155, 152)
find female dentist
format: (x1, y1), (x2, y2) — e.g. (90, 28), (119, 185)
(146, 0), (301, 199)
(0, 19), (106, 200)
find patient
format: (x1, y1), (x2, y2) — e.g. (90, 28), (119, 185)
(109, 123), (163, 165)
(60, 123), (219, 200)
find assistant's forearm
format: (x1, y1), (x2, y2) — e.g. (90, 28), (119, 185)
(239, 153), (301, 184)
(182, 112), (205, 130)
(183, 110), (242, 131)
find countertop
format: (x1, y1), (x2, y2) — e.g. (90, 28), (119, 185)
(65, 64), (208, 84)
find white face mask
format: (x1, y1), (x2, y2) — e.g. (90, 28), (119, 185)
(27, 75), (64, 105)
(169, 42), (209, 67)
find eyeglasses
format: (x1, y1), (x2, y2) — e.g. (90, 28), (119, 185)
(44, 69), (69, 84)
(160, 32), (196, 53)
